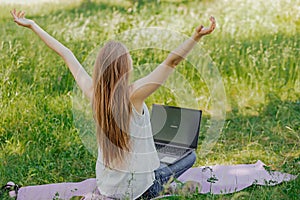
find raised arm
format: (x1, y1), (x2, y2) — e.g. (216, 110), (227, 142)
(130, 16), (216, 111)
(10, 9), (93, 100)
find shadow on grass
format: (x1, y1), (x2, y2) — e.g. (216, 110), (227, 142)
(199, 94), (299, 170)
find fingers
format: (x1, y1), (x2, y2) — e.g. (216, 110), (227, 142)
(20, 11), (26, 18)
(10, 9), (16, 18)
(10, 9), (26, 19)
(195, 25), (204, 33)
(209, 16), (216, 31)
(17, 10), (22, 17)
(195, 16), (216, 36)
(203, 16), (216, 34)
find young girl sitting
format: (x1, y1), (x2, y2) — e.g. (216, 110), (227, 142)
(10, 9), (215, 199)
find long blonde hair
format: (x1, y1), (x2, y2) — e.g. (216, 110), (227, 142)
(92, 41), (132, 168)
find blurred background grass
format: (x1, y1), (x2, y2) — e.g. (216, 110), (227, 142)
(0, 0), (299, 199)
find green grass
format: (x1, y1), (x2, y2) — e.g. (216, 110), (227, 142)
(1, 0), (299, 199)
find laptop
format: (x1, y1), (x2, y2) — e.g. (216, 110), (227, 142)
(150, 104), (202, 165)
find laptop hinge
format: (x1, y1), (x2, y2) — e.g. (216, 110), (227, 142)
(155, 141), (194, 150)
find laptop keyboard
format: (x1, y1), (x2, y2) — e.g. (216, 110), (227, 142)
(155, 143), (189, 157)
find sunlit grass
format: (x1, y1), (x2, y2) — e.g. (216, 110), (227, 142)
(0, 0), (299, 199)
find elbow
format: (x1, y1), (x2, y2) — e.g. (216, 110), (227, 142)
(165, 55), (180, 68)
(171, 58), (181, 67)
(60, 47), (73, 59)
(165, 51), (183, 68)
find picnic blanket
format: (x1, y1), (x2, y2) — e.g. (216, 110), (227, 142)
(8, 160), (297, 200)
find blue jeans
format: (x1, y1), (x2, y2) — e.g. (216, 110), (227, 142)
(138, 152), (196, 199)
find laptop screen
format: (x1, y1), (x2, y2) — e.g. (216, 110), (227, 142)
(151, 104), (202, 149)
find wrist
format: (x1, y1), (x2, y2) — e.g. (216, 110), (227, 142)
(27, 20), (36, 29)
(192, 33), (202, 42)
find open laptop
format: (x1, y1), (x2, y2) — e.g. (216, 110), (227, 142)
(150, 104), (202, 165)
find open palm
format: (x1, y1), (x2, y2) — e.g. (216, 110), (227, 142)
(196, 16), (216, 37)
(10, 9), (34, 28)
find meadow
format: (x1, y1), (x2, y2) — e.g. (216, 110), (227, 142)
(0, 0), (299, 199)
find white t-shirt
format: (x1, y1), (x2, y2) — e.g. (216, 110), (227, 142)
(96, 103), (160, 199)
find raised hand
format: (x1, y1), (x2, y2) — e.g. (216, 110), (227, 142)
(194, 16), (216, 38)
(10, 9), (34, 28)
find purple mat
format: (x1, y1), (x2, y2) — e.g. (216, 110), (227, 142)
(176, 160), (297, 194)
(11, 160), (297, 199)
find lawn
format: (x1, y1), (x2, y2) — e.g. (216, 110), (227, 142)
(0, 0), (299, 199)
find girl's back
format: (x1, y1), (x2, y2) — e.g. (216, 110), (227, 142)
(96, 102), (159, 199)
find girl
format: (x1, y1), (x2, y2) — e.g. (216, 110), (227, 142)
(10, 9), (215, 199)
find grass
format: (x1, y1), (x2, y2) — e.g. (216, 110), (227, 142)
(0, 0), (299, 199)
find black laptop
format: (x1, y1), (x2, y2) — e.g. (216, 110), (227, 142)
(150, 104), (202, 165)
